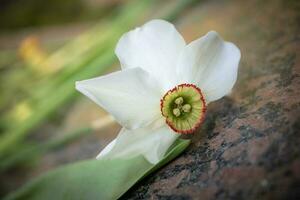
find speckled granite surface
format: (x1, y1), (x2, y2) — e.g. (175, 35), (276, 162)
(122, 0), (300, 199)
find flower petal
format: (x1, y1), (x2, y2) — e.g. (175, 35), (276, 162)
(115, 19), (186, 91)
(76, 68), (162, 130)
(96, 124), (179, 164)
(176, 31), (241, 103)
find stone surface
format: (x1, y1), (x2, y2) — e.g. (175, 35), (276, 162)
(121, 0), (300, 199)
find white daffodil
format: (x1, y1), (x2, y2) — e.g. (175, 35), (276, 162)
(76, 19), (240, 164)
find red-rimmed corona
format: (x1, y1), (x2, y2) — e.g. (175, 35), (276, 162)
(160, 84), (206, 134)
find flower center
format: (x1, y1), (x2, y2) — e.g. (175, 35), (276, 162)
(160, 84), (206, 134)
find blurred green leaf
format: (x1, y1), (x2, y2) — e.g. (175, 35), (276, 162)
(5, 139), (190, 200)
(0, 0), (151, 158)
(0, 127), (93, 171)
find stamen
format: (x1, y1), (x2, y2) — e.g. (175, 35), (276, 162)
(182, 104), (191, 113)
(160, 83), (206, 134)
(173, 108), (181, 117)
(174, 97), (184, 105)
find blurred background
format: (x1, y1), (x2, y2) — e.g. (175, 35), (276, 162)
(1, 0), (299, 199)
(0, 0), (200, 197)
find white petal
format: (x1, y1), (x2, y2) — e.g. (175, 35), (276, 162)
(76, 68), (162, 130)
(96, 124), (179, 164)
(176, 31), (241, 103)
(115, 19), (186, 91)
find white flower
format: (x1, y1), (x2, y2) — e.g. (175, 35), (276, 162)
(76, 19), (240, 164)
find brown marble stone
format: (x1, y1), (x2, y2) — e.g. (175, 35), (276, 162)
(122, 0), (300, 199)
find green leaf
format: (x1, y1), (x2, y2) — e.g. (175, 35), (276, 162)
(5, 139), (190, 200)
